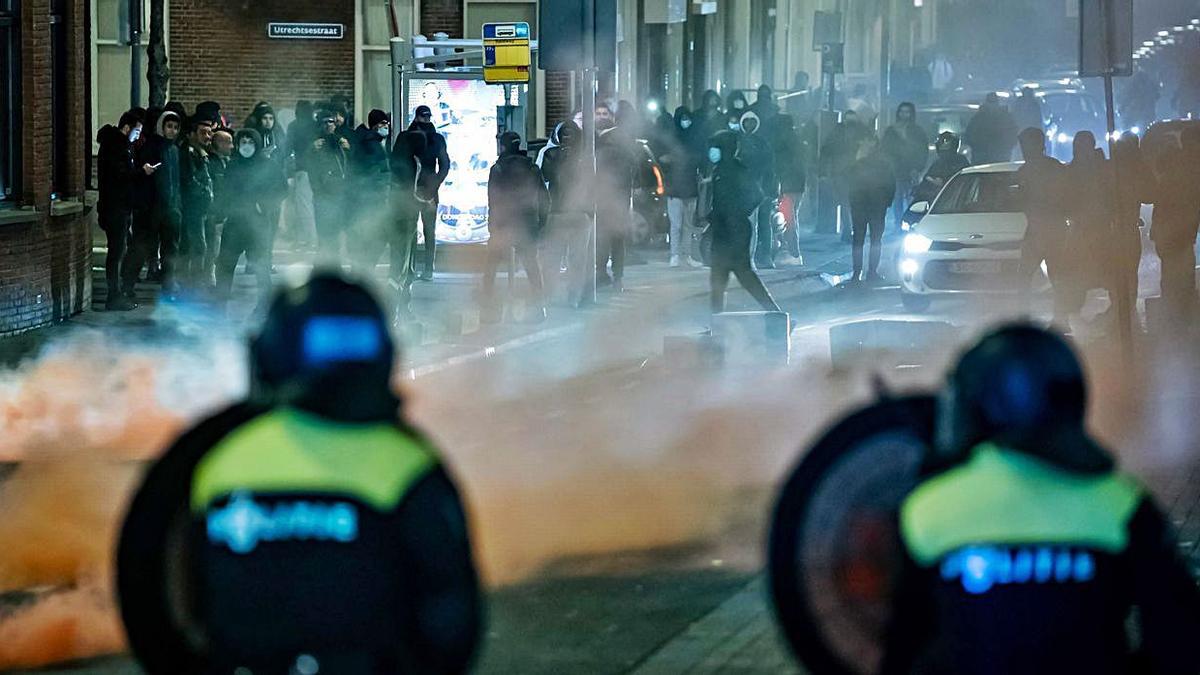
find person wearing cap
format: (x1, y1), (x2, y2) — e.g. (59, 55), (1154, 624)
(482, 131), (549, 323)
(117, 272), (483, 674)
(349, 109), (394, 274)
(309, 109), (352, 263)
(179, 114), (215, 291)
(246, 102), (289, 272)
(125, 109), (184, 301)
(409, 104), (451, 280)
(881, 324), (1200, 675)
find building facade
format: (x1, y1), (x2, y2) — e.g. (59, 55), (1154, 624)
(1, 0), (92, 336)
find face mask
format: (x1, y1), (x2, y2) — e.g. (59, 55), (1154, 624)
(377, 126), (390, 138)
(728, 122), (740, 131)
(239, 143), (256, 158)
(128, 127), (142, 142)
(733, 102), (745, 110)
(708, 147), (722, 164)
(680, 119), (693, 130)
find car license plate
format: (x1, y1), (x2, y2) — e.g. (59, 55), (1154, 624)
(950, 261), (1002, 274)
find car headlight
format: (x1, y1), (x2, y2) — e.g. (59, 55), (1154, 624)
(903, 233), (933, 254)
(1056, 132), (1071, 144)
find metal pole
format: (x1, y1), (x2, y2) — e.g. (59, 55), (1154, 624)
(390, 37), (406, 146)
(129, 0), (141, 107)
(1100, 0), (1133, 366)
(879, 0), (892, 130)
(583, 0), (598, 304)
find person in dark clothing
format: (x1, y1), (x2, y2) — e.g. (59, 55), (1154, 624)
(1150, 128), (1200, 329)
(481, 132), (548, 323)
(204, 126), (234, 288)
(287, 100), (319, 253)
(387, 130), (428, 323)
(662, 106), (704, 267)
(96, 110), (143, 311)
(726, 91), (749, 119)
(738, 110), (781, 269)
(194, 100), (224, 128)
(697, 89), (725, 141)
(964, 93), (1019, 165)
(309, 110), (352, 264)
(1066, 131), (1113, 304)
(288, 100), (316, 167)
(1011, 87), (1044, 138)
(117, 273), (483, 675)
(913, 131), (970, 204)
(409, 104), (451, 280)
(773, 114), (807, 259)
(821, 110), (871, 239)
(595, 104), (638, 291)
(1119, 70), (1159, 132)
(214, 129), (286, 309)
(882, 324), (1200, 675)
(706, 131), (782, 314)
(245, 103), (288, 271)
(750, 84), (780, 129)
(881, 102), (931, 228)
(349, 109), (394, 274)
(124, 110), (184, 300)
(1015, 128), (1074, 325)
(541, 121), (595, 308)
(847, 137), (895, 283)
(1106, 133), (1153, 331)
(179, 116), (215, 291)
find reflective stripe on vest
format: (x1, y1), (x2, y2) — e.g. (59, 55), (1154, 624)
(901, 444), (1143, 567)
(191, 408), (437, 514)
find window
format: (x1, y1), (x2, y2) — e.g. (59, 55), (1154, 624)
(0, 0), (19, 205)
(51, 0), (67, 197)
(931, 172), (1022, 215)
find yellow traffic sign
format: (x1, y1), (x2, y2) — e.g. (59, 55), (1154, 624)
(483, 22), (531, 84)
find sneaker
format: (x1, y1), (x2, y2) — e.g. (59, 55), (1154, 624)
(685, 257), (703, 268)
(612, 278), (624, 293)
(669, 255), (681, 268)
(106, 296), (138, 311)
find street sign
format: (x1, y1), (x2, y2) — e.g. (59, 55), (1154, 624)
(483, 21), (531, 84)
(821, 43), (844, 75)
(267, 23), (344, 40)
(538, 0), (618, 72)
(1079, 0), (1133, 77)
(813, 11), (843, 51)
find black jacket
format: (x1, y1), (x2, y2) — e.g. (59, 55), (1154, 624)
(595, 128), (639, 210)
(709, 153), (763, 264)
(97, 124), (136, 212)
(965, 105), (1019, 165)
(180, 139), (213, 212)
(914, 152), (970, 203)
(661, 111), (703, 199)
(542, 144), (591, 214)
(308, 133), (350, 198)
(409, 122), (450, 202)
(390, 130), (427, 216)
(849, 151), (897, 212)
(225, 131), (287, 224)
(882, 121), (931, 179)
(487, 150), (548, 235)
(351, 124), (391, 194)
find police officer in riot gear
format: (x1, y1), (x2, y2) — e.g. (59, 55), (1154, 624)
(882, 324), (1200, 675)
(117, 272), (482, 675)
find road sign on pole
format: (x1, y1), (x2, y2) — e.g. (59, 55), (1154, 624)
(1079, 0), (1133, 77)
(483, 22), (531, 84)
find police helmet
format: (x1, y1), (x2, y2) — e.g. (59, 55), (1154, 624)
(935, 131), (961, 154)
(250, 272), (399, 422)
(936, 324), (1111, 473)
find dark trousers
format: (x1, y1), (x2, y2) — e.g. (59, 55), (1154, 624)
(99, 207), (132, 297)
(314, 195), (345, 264)
(710, 257), (781, 314)
(124, 206), (181, 294)
(754, 198), (777, 268)
(419, 200), (438, 274)
(215, 215), (272, 301)
(851, 203), (886, 278)
(482, 233), (544, 307)
(352, 203), (420, 319)
(1019, 224), (1080, 320)
(1157, 222), (1200, 324)
(179, 204), (208, 286)
(542, 212), (595, 306)
(259, 206), (281, 267)
(596, 207), (628, 282)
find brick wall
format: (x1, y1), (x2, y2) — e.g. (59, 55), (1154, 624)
(420, 0), (463, 38)
(168, 0), (355, 123)
(1, 0), (92, 336)
(544, 71), (572, 135)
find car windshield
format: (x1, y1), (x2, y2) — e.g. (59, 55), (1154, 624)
(930, 172), (1022, 214)
(1041, 93), (1096, 122)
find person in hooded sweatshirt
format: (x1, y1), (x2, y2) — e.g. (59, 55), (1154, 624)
(847, 135), (896, 283)
(737, 110), (780, 269)
(215, 129), (287, 309)
(349, 109), (394, 273)
(125, 109), (184, 300)
(706, 131), (783, 315)
(541, 120), (594, 308)
(387, 129), (428, 324)
(308, 109), (352, 264)
(1065, 131), (1113, 306)
(726, 91), (750, 120)
(409, 105), (451, 280)
(245, 102), (288, 272)
(661, 106), (704, 267)
(697, 90), (725, 141)
(97, 109), (144, 311)
(881, 102), (931, 228)
(481, 132), (549, 324)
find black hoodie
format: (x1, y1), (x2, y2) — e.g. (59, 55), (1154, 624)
(351, 123), (391, 194)
(97, 124), (136, 212)
(224, 129), (286, 223)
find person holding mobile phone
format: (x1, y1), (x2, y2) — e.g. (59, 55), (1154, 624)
(124, 109), (185, 302)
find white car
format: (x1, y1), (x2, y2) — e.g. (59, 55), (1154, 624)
(897, 162), (1032, 312)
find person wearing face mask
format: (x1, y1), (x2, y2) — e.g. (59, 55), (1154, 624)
(706, 131), (783, 314)
(387, 129), (429, 324)
(349, 110), (394, 274)
(737, 111), (780, 269)
(97, 109), (144, 311)
(661, 106), (704, 267)
(408, 105), (451, 280)
(881, 102), (931, 229)
(697, 90), (725, 140)
(215, 129), (287, 310)
(726, 91), (750, 118)
(594, 102), (638, 292)
(541, 120), (594, 308)
(125, 109), (184, 301)
(309, 110), (352, 264)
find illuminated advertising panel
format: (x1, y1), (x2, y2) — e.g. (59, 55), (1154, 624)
(405, 75), (522, 244)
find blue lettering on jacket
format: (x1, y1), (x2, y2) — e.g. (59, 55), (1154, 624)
(940, 545), (1096, 594)
(207, 492), (359, 554)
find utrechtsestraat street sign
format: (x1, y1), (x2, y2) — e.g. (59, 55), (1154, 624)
(267, 23), (345, 40)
